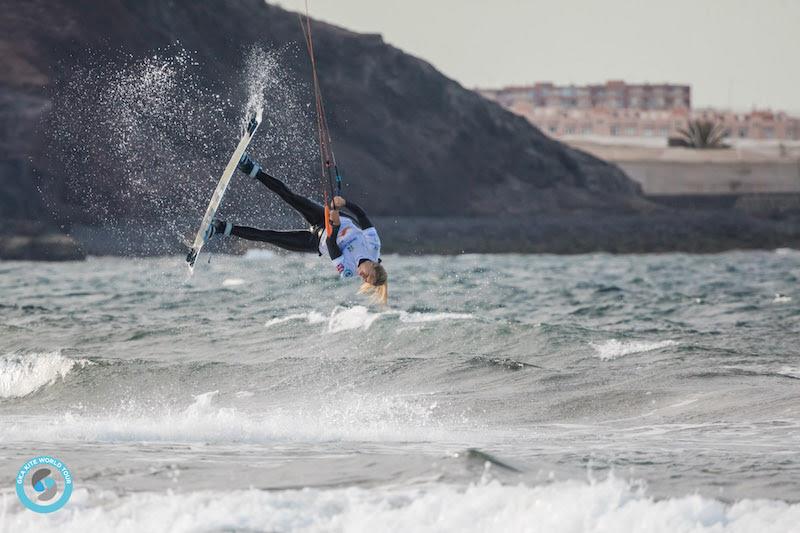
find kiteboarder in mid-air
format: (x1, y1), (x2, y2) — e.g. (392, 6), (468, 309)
(194, 7), (388, 302)
(206, 154), (389, 304)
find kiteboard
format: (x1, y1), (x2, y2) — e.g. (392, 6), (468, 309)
(186, 110), (262, 270)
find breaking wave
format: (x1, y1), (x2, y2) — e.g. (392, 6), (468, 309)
(264, 306), (474, 332)
(776, 366), (800, 380)
(4, 475), (798, 533)
(1, 388), (450, 444)
(264, 311), (327, 327)
(0, 352), (91, 398)
(591, 339), (679, 361)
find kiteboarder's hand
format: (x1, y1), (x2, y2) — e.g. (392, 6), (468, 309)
(333, 196), (346, 208)
(329, 209), (341, 226)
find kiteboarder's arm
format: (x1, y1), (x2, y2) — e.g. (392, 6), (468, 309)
(326, 210), (342, 259)
(333, 196), (373, 229)
(326, 210), (354, 278)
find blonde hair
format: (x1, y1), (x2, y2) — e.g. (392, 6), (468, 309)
(358, 263), (388, 305)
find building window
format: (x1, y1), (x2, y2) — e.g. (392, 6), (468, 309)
(610, 125), (619, 136)
(739, 128), (747, 138)
(764, 127), (774, 139)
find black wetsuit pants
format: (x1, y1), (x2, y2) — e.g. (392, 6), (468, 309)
(231, 170), (324, 253)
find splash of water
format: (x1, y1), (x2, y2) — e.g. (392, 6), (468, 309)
(44, 45), (318, 256)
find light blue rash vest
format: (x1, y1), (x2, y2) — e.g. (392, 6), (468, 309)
(318, 217), (381, 279)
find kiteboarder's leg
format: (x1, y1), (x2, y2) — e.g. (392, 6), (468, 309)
(238, 155), (324, 227)
(229, 225), (321, 253)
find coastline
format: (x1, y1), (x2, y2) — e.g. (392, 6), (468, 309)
(0, 233), (85, 261)
(5, 211), (799, 261)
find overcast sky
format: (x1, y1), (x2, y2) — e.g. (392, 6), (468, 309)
(277, 0), (800, 114)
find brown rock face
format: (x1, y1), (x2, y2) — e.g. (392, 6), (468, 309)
(1, 0), (640, 232)
(7, 1), (796, 255)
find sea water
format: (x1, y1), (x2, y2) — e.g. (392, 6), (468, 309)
(1, 251), (799, 531)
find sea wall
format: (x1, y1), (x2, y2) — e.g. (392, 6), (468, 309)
(619, 160), (800, 195)
(567, 139), (800, 196)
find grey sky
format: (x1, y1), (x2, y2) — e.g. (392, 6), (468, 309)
(277, 0), (800, 114)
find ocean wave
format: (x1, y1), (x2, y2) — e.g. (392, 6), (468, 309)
(591, 339), (679, 360)
(221, 277), (246, 287)
(0, 389), (450, 444)
(0, 352), (91, 398)
(4, 476), (798, 533)
(264, 311), (327, 327)
(264, 306), (474, 333)
(776, 367), (800, 380)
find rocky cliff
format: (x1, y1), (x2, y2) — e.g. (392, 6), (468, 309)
(0, 1), (641, 239)
(1, 1), (797, 257)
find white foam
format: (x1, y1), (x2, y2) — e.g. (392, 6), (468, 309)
(772, 293), (792, 303)
(183, 390), (219, 418)
(591, 339), (678, 361)
(777, 366), (800, 379)
(243, 248), (275, 260)
(326, 305), (382, 333)
(264, 311), (326, 328)
(399, 312), (474, 323)
(774, 247), (799, 255)
(265, 307), (474, 332)
(3, 476), (798, 533)
(264, 306), (384, 333)
(0, 352), (91, 398)
(221, 278), (246, 287)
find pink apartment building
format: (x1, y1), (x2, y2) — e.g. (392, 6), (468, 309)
(479, 80), (800, 141)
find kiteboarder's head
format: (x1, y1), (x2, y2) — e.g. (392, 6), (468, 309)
(358, 260), (388, 305)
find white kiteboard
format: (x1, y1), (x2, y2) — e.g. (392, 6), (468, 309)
(186, 110), (262, 270)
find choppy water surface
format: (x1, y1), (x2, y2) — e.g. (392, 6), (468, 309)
(2, 251), (799, 531)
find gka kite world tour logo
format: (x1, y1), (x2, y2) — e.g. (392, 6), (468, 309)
(15, 456), (73, 513)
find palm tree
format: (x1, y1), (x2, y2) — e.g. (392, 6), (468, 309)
(677, 119), (728, 149)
